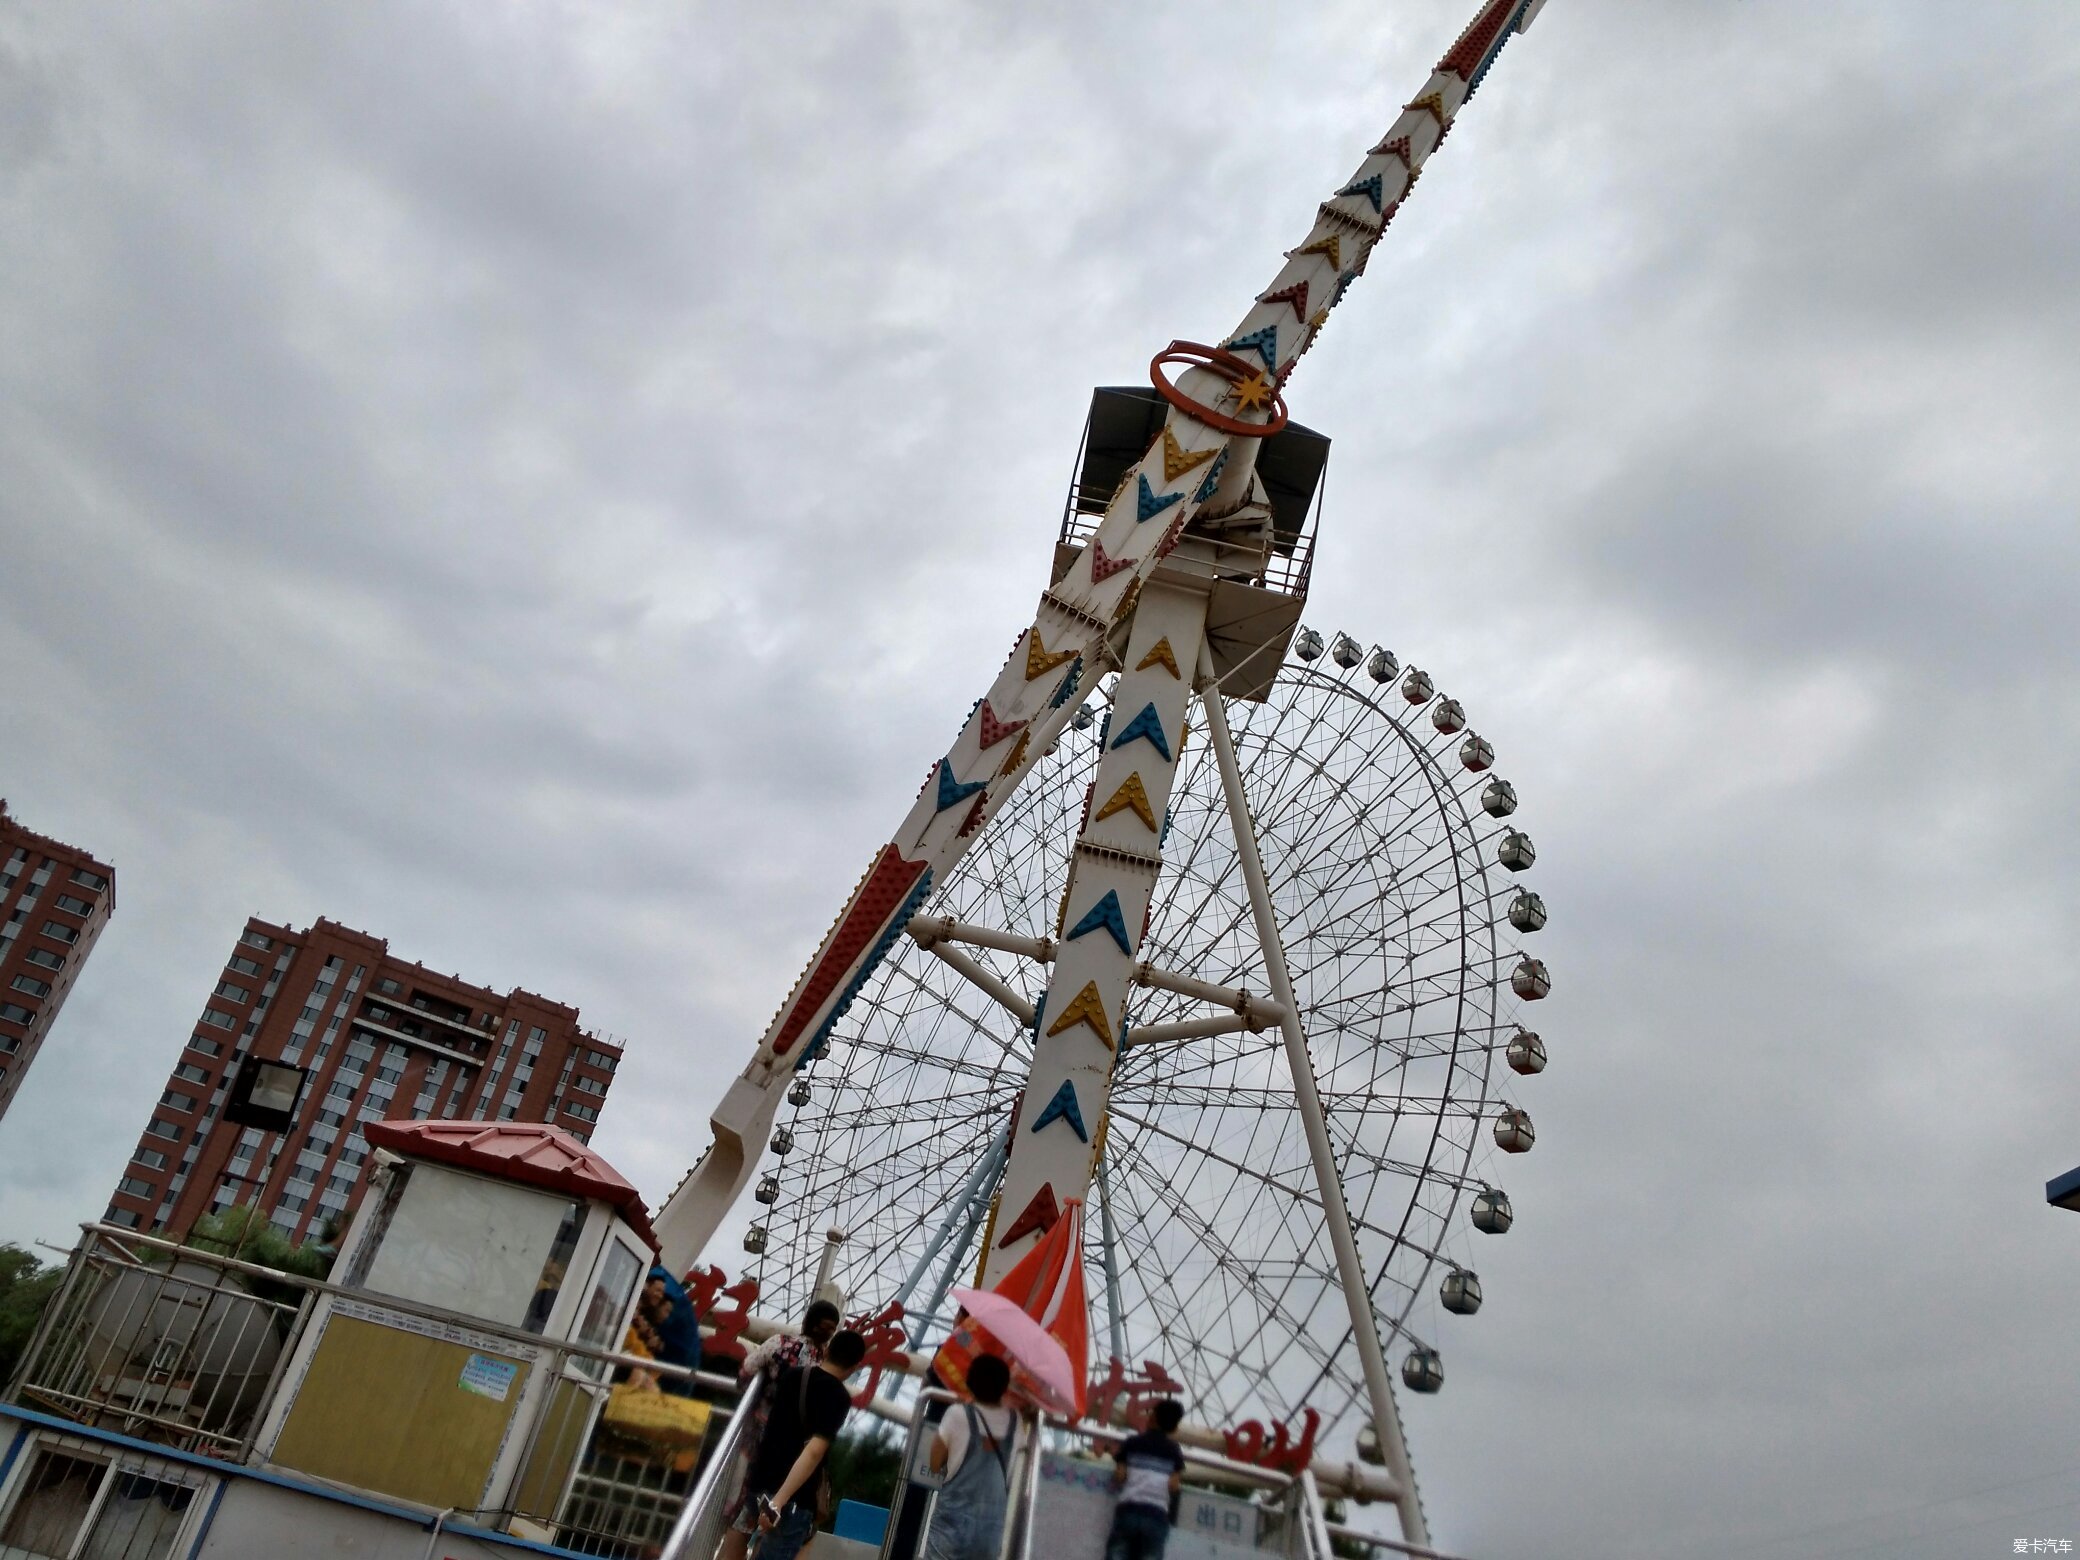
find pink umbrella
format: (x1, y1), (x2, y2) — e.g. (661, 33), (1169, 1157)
(949, 1285), (1079, 1417)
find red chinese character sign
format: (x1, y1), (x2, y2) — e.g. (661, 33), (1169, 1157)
(845, 1299), (912, 1408)
(1222, 1407), (1322, 1475)
(1087, 1356), (1186, 1431)
(684, 1265), (759, 1369)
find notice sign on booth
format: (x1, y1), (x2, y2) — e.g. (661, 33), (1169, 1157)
(458, 1353), (519, 1402)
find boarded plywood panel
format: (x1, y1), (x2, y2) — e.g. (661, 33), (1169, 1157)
(270, 1315), (530, 1511)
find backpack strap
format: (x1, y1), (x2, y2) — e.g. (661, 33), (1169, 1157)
(968, 1403), (1013, 1482)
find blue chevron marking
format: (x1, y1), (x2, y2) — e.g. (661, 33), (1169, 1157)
(1225, 325), (1280, 368)
(1066, 889), (1133, 956)
(1109, 703), (1172, 763)
(1030, 1079), (1089, 1143)
(1137, 475), (1183, 523)
(934, 759), (985, 813)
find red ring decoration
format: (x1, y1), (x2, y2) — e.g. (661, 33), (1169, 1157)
(1148, 339), (1291, 438)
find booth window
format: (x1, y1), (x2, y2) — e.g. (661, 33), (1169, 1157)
(346, 1162), (586, 1331)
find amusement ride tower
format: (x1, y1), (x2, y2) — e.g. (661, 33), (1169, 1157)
(656, 3), (1561, 1548)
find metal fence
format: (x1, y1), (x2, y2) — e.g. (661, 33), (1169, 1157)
(1056, 503), (1316, 599)
(8, 1230), (305, 1460)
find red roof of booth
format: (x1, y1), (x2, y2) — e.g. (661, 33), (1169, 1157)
(362, 1119), (659, 1252)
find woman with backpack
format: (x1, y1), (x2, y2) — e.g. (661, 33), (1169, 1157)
(925, 1353), (1022, 1560)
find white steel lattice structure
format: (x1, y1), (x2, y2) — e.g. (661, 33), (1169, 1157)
(656, 2), (1562, 1546)
(749, 643), (1547, 1449)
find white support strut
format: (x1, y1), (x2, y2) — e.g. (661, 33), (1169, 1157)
(1195, 643), (1430, 1551)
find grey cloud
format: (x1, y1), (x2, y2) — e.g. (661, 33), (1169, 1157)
(3, 3), (2079, 1558)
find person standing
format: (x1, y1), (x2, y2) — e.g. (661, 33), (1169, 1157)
(748, 1330), (869, 1560)
(642, 1265), (703, 1394)
(721, 1300), (842, 1560)
(1104, 1399), (1186, 1560)
(924, 1354), (1020, 1560)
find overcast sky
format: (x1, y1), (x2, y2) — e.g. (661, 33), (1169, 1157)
(3, 2), (2078, 1557)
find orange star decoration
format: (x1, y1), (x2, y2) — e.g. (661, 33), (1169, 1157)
(1232, 370), (1276, 413)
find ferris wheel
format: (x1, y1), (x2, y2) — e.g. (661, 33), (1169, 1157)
(744, 628), (1551, 1444)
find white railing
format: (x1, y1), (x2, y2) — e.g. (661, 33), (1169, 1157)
(656, 1368), (764, 1560)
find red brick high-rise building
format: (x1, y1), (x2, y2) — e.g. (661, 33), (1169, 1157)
(0, 799), (115, 1123)
(105, 916), (623, 1243)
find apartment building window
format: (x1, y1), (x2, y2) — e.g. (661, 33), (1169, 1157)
(584, 1049), (618, 1071)
(11, 975), (51, 999)
(116, 1177), (155, 1199)
(227, 955), (262, 977)
(133, 1148), (169, 1171)
(160, 1090), (197, 1113)
(574, 1075), (608, 1096)
(40, 921), (75, 944)
(0, 1003), (34, 1025)
(54, 894), (94, 916)
(241, 930), (272, 950)
(174, 1063), (211, 1085)
(70, 868), (108, 891)
(145, 1119), (182, 1142)
(200, 1009), (236, 1029)
(214, 981), (250, 1003)
(105, 1209), (140, 1228)
(188, 1036), (222, 1057)
(24, 947), (63, 971)
(564, 1102), (598, 1123)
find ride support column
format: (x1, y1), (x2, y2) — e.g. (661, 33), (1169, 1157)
(982, 578), (1210, 1287)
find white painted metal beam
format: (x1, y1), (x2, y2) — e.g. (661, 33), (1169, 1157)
(1196, 644), (1431, 1552)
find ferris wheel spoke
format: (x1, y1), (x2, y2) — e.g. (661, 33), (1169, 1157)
(1110, 1103), (1446, 1292)
(1111, 1139), (1352, 1418)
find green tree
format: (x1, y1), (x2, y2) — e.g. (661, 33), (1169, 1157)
(184, 1205), (335, 1281)
(823, 1421), (908, 1522)
(0, 1243), (63, 1386)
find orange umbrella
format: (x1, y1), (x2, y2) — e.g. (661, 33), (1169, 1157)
(934, 1197), (1090, 1418)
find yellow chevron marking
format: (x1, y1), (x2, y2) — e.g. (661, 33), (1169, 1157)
(1160, 429), (1218, 484)
(1407, 91), (1449, 128)
(1135, 637), (1181, 680)
(1291, 235), (1342, 270)
(1024, 627), (1078, 682)
(997, 728), (1031, 778)
(1046, 981), (1116, 1048)
(1094, 773), (1158, 833)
